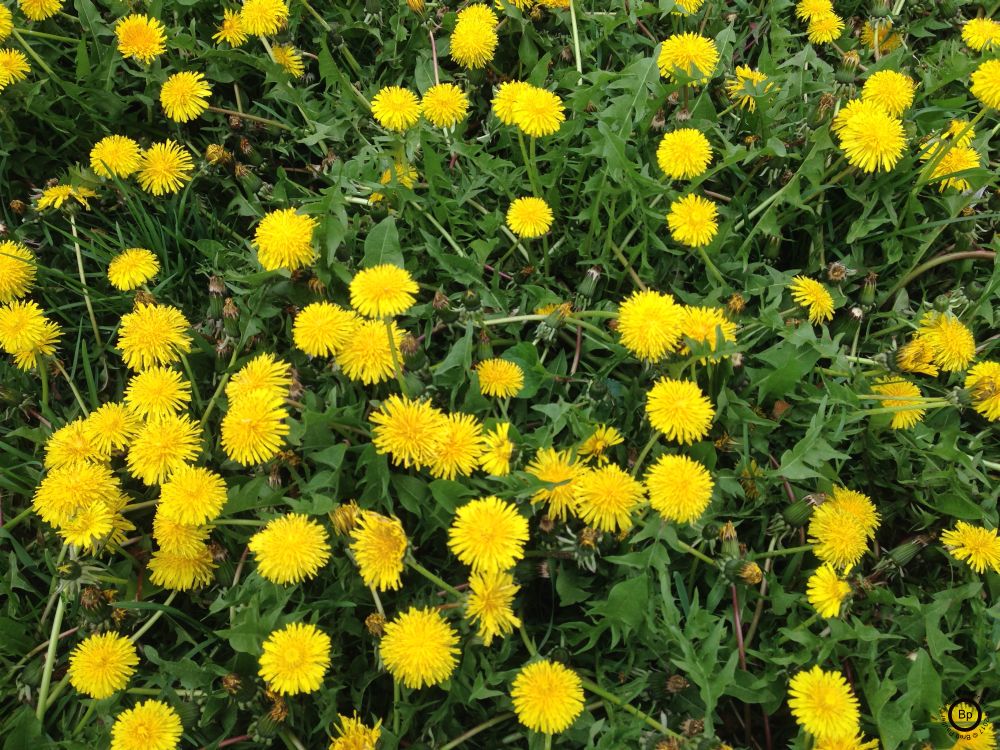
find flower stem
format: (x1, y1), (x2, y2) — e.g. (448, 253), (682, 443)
(439, 713), (516, 750)
(69, 214), (103, 350)
(207, 105), (294, 131)
(696, 245), (724, 284)
(579, 677), (682, 738)
(518, 132), (542, 197)
(750, 543), (813, 560)
(298, 0), (331, 30)
(675, 540), (715, 566)
(2, 507), (32, 533)
(52, 359), (90, 414)
(38, 362), (51, 419)
(35, 593), (65, 722)
(407, 558), (462, 598)
(385, 318), (410, 397)
(568, 0), (583, 84)
(631, 434), (658, 478)
(212, 518), (267, 526)
(11, 29), (55, 78)
(14, 27), (76, 43)
(129, 590), (179, 643)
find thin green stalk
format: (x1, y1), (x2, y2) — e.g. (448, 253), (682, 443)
(579, 677), (683, 739)
(122, 500), (158, 514)
(2, 506), (32, 533)
(751, 543), (813, 561)
(53, 359), (89, 415)
(369, 586), (385, 617)
(299, 0), (331, 30)
(385, 318), (409, 396)
(568, 0), (583, 83)
(178, 353), (204, 410)
(69, 214), (103, 350)
(72, 702), (96, 737)
(518, 622), (537, 655)
(518, 132), (542, 197)
(11, 29), (55, 78)
(418, 208), (466, 257)
(129, 590), (179, 643)
(564, 316), (612, 342)
(38, 362), (51, 419)
(675, 540), (715, 566)
(407, 558), (462, 598)
(438, 713), (516, 750)
(696, 245), (724, 284)
(14, 27), (76, 43)
(35, 593), (66, 721)
(213, 518), (267, 526)
(544, 733), (553, 750)
(982, 459), (1000, 472)
(392, 680), (401, 736)
(200, 348), (241, 426)
(884, 250), (996, 301)
(207, 105), (294, 131)
(631, 434), (658, 478)
(483, 314), (549, 327)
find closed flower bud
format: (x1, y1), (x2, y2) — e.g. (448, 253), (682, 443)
(665, 674), (690, 694)
(9, 199), (26, 215)
(222, 297), (240, 336)
(365, 612), (386, 637)
(826, 261), (849, 282)
(782, 498), (814, 527)
(727, 293), (746, 315)
(463, 289), (481, 311)
(228, 114), (243, 129)
(861, 272), (877, 306)
(330, 501), (360, 534)
(681, 718), (705, 737)
(579, 527), (599, 549)
(578, 267), (601, 301)
(739, 561), (763, 585)
(841, 50), (860, 71)
(406, 0), (425, 13)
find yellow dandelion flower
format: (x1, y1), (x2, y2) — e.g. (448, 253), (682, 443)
(90, 135), (142, 179)
(861, 21), (902, 52)
(108, 248), (159, 291)
(0, 5), (12, 41)
(574, 464), (644, 533)
(492, 80), (531, 125)
(672, 0), (705, 13)
(477, 358), (524, 398)
(480, 422), (514, 476)
(617, 289), (683, 361)
(971, 59), (1000, 109)
(816, 734), (880, 750)
(918, 311), (975, 372)
(221, 391), (289, 466)
(127, 413), (201, 485)
(788, 666), (860, 741)
(421, 82), (469, 127)
(870, 378), (925, 429)
(272, 44), (304, 76)
(827, 486), (879, 537)
(941, 522), (1000, 574)
(966, 361), (1000, 421)
(68, 632), (138, 699)
(124, 366), (190, 419)
(117, 303), (192, 371)
(153, 513), (208, 557)
(526, 447), (582, 520)
(83, 402), (141, 454)
(511, 660), (584, 734)
(19, 0), (62, 22)
(147, 544), (215, 590)
(511, 86), (565, 138)
(808, 504), (870, 572)
(249, 514), (331, 584)
(806, 564), (851, 618)
(293, 302), (357, 357)
(7, 315), (59, 371)
(666, 193), (719, 247)
(644, 453), (714, 523)
(58, 500), (115, 550)
(253, 208), (317, 271)
(137, 140), (194, 195)
(213, 9), (248, 46)
(371, 161), (419, 202)
(380, 607), (459, 689)
(371, 86), (422, 131)
(429, 412), (485, 480)
(794, 0), (832, 21)
(329, 714), (382, 750)
(830, 98), (886, 136)
(896, 335), (938, 376)
(506, 196), (553, 238)
(349, 511), (408, 591)
(160, 71), (211, 122)
(963, 17), (1000, 52)
(949, 716), (995, 750)
(448, 495), (528, 572)
(861, 70), (915, 117)
(656, 129), (712, 180)
(450, 14), (498, 69)
(259, 622), (331, 695)
(45, 418), (108, 469)
(337, 317), (404, 385)
(158, 465), (228, 525)
(679, 305), (737, 361)
(837, 105), (906, 173)
(930, 146), (981, 192)
(725, 66), (774, 112)
(240, 0), (289, 36)
(657, 32), (719, 83)
(0, 49), (29, 89)
(646, 377), (714, 444)
(789, 276), (835, 324)
(0, 241), (34, 303)
(0, 300), (58, 368)
(370, 394), (448, 470)
(36, 184), (97, 211)
(350, 264), (418, 318)
(578, 424), (623, 465)
(226, 352), (290, 402)
(109, 700), (182, 750)
(32, 461), (121, 528)
(467, 569), (521, 646)
(807, 12), (845, 44)
(115, 15), (167, 65)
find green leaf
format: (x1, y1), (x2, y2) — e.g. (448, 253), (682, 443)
(362, 216), (404, 268)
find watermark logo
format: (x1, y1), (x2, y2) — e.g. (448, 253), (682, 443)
(941, 696), (992, 742)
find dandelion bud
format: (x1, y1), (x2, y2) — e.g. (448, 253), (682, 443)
(727, 293), (746, 315)
(476, 329), (493, 361)
(826, 261), (849, 282)
(782, 499), (814, 527)
(887, 536), (928, 567)
(870, 0), (891, 18)
(406, 0), (425, 13)
(651, 109), (667, 130)
(656, 740), (681, 750)
(719, 521), (739, 557)
(307, 275), (326, 295)
(330, 501), (360, 535)
(173, 700), (201, 728)
(577, 267), (601, 301)
(9, 199), (26, 215)
(228, 114), (243, 129)
(365, 612), (386, 637)
(665, 675), (690, 694)
(205, 144), (232, 165)
(681, 718), (704, 737)
(221, 673), (243, 695)
(849, 305), (864, 322)
(222, 297), (240, 337)
(579, 527), (599, 548)
(739, 561), (763, 585)
(861, 272), (877, 306)
(266, 690), (288, 722)
(841, 50), (860, 71)
(463, 289), (481, 311)
(239, 136), (253, 155)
